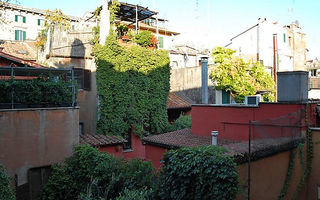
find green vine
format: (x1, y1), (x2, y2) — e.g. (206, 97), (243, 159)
(278, 103), (314, 200)
(278, 148), (296, 200)
(94, 32), (170, 137)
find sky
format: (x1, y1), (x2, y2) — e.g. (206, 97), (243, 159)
(17, 0), (320, 59)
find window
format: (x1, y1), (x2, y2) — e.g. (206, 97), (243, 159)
(158, 36), (164, 48)
(123, 128), (132, 150)
(79, 122), (84, 135)
(38, 19), (41, 26)
(14, 15), (26, 23)
(15, 30), (26, 41)
(73, 68), (91, 90)
(283, 33), (286, 43)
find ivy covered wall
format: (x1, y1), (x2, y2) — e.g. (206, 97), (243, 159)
(94, 33), (170, 137)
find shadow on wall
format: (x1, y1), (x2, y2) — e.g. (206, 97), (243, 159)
(174, 87), (216, 104)
(53, 38), (86, 68)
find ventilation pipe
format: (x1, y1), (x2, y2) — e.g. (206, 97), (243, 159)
(211, 131), (218, 146)
(201, 56), (209, 104)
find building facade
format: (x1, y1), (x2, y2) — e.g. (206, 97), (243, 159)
(226, 19), (307, 75)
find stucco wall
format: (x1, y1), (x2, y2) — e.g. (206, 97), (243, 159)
(170, 64), (216, 104)
(0, 107), (79, 186)
(191, 103), (317, 140)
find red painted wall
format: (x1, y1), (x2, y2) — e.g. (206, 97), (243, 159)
(99, 145), (123, 158)
(123, 132), (146, 160)
(145, 144), (168, 169)
(191, 103), (317, 141)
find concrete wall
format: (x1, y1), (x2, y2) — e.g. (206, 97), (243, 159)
(38, 27), (98, 135)
(170, 64), (216, 104)
(0, 107), (79, 186)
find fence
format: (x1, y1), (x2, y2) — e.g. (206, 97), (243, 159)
(0, 64), (77, 109)
(246, 108), (306, 200)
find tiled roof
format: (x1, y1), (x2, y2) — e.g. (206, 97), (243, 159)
(142, 128), (235, 149)
(0, 41), (37, 61)
(0, 51), (45, 68)
(80, 134), (127, 147)
(167, 93), (191, 109)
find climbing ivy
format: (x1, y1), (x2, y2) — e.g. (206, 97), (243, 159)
(278, 149), (296, 200)
(278, 104), (314, 200)
(94, 32), (170, 137)
(210, 47), (275, 102)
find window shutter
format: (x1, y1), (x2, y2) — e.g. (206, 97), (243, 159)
(38, 19), (40, 25)
(283, 33), (286, 43)
(23, 16), (26, 23)
(15, 30), (18, 40)
(15, 15), (18, 22)
(158, 36), (164, 48)
(23, 31), (26, 40)
(83, 69), (91, 90)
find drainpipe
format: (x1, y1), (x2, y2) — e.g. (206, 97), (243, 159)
(201, 56), (209, 104)
(211, 131), (218, 146)
(273, 34), (278, 101)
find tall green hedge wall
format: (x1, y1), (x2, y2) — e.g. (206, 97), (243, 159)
(94, 33), (170, 137)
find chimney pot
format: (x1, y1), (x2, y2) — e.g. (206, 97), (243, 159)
(211, 131), (218, 146)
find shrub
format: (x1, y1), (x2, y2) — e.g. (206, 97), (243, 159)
(158, 145), (239, 200)
(135, 31), (153, 47)
(0, 165), (15, 200)
(42, 145), (155, 200)
(0, 77), (76, 106)
(115, 188), (153, 200)
(163, 115), (192, 133)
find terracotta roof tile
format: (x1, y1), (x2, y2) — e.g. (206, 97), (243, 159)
(0, 41), (37, 61)
(167, 93), (191, 109)
(142, 128), (235, 149)
(0, 51), (45, 68)
(80, 134), (127, 147)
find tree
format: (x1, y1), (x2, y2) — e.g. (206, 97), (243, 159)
(210, 47), (275, 102)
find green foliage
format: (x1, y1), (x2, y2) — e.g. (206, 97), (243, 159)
(42, 145), (155, 200)
(0, 165), (15, 200)
(115, 188), (153, 200)
(210, 47), (275, 102)
(135, 31), (153, 47)
(0, 77), (76, 106)
(163, 115), (191, 133)
(116, 24), (129, 39)
(158, 145), (239, 200)
(94, 33), (170, 137)
(109, 0), (120, 23)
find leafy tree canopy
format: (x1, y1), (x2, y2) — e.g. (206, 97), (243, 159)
(210, 47), (275, 102)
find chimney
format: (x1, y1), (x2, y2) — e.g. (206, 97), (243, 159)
(99, 0), (110, 45)
(201, 56), (209, 104)
(211, 131), (218, 146)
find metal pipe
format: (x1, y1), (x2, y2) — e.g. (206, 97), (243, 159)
(135, 5), (138, 34)
(10, 63), (14, 109)
(201, 56), (209, 104)
(71, 66), (75, 107)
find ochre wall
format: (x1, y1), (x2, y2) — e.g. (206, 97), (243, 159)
(0, 108), (79, 186)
